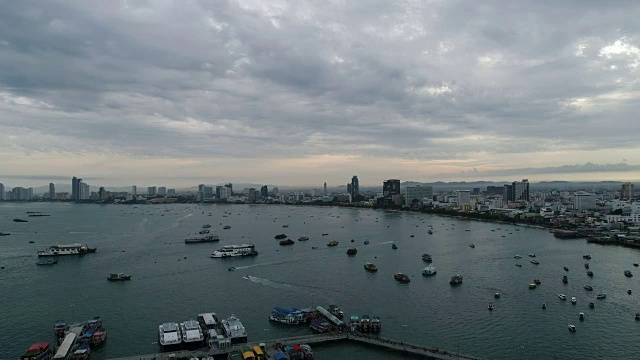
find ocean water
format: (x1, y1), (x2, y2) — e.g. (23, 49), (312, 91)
(1, 203), (639, 360)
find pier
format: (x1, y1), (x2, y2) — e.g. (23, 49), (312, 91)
(108, 332), (481, 360)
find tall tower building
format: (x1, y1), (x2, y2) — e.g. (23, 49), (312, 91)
(72, 177), (78, 200)
(131, 185), (137, 196)
(49, 183), (55, 199)
(383, 179), (401, 197)
(621, 182), (635, 200)
(323, 182), (327, 195)
(351, 176), (359, 198)
(512, 179), (530, 201)
(0, 183), (5, 200)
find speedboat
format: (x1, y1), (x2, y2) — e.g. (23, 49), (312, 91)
(346, 248), (357, 255)
(534, 278), (541, 285)
(469, 244), (475, 248)
(624, 270), (633, 277)
(596, 293), (606, 299)
(562, 275), (568, 284)
(628, 289), (632, 295)
(327, 240), (339, 247)
(422, 264), (437, 276)
(228, 267), (236, 271)
(364, 240), (369, 245)
(394, 273), (410, 283)
(449, 274), (463, 286)
(584, 285), (593, 291)
(568, 325), (576, 332)
(634, 263), (639, 267)
(558, 294), (567, 300)
(391, 243), (397, 249)
(530, 260), (539, 265)
(514, 255), (522, 259)
(636, 313), (640, 320)
(516, 264), (522, 267)
(542, 303), (546, 309)
(528, 253), (536, 258)
(579, 312), (584, 320)
(571, 297), (577, 304)
(494, 292), (500, 299)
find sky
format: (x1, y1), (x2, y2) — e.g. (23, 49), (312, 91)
(1, 0), (640, 188)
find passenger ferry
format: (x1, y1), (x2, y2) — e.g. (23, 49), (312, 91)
(221, 315), (248, 344)
(197, 313), (220, 340)
(180, 320), (205, 347)
(158, 322), (182, 351)
(185, 234), (220, 244)
(37, 243), (96, 257)
(211, 244), (258, 258)
(269, 307), (307, 324)
(20, 342), (53, 360)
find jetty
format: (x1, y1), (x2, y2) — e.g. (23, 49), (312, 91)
(108, 332), (481, 360)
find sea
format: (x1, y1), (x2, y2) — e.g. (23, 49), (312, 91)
(1, 202), (639, 360)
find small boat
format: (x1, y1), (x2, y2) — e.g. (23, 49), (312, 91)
(321, 233), (329, 236)
(571, 297), (577, 304)
(596, 293), (606, 299)
(494, 292), (500, 299)
(328, 305), (344, 319)
(364, 263), (378, 272)
(427, 230), (433, 234)
(422, 253), (432, 262)
(564, 266), (569, 272)
(542, 303), (546, 309)
(70, 344), (90, 360)
(583, 255), (591, 260)
(449, 274), (463, 286)
(515, 264), (522, 267)
(634, 263), (639, 267)
(579, 312), (584, 320)
(469, 244), (475, 248)
(584, 284), (593, 291)
(530, 260), (539, 265)
(364, 240), (369, 245)
(636, 313), (640, 320)
(410, 235), (414, 238)
(20, 342), (53, 360)
(568, 325), (576, 332)
(488, 303), (493, 311)
(558, 294), (567, 300)
(228, 267), (236, 271)
(199, 229), (210, 234)
(394, 273), (410, 283)
(223, 225), (231, 229)
(624, 270), (633, 277)
(346, 248), (357, 255)
(534, 278), (541, 285)
(529, 284), (537, 289)
(107, 273), (131, 281)
(327, 240), (338, 247)
(391, 243), (397, 249)
(628, 289), (632, 295)
(298, 236), (309, 241)
(13, 218), (28, 222)
(282, 224), (289, 228)
(528, 253), (536, 258)
(0, 232), (10, 236)
(562, 275), (568, 284)
(279, 239), (295, 246)
(36, 259), (58, 266)
(422, 264), (437, 276)
(587, 271), (593, 277)
(588, 302), (594, 308)
(514, 255), (522, 259)
(92, 330), (107, 346)
(274, 234), (287, 239)
(202, 224), (211, 228)
(584, 263), (589, 269)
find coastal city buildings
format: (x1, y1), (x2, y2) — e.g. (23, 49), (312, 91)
(574, 192), (597, 210)
(148, 186), (157, 197)
(621, 182), (635, 200)
(456, 190), (471, 206)
(323, 182), (327, 195)
(349, 176), (359, 199)
(405, 185), (433, 205)
(158, 187), (167, 196)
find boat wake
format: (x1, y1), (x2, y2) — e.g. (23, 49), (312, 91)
(176, 213), (194, 222)
(242, 275), (295, 289)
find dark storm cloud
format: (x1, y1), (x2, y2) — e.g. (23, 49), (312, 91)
(1, 0), (640, 164)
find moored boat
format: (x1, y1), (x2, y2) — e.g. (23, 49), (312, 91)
(394, 273), (410, 283)
(327, 240), (338, 247)
(449, 274), (463, 286)
(328, 305), (344, 319)
(422, 264), (437, 276)
(211, 244), (258, 258)
(422, 253), (432, 262)
(274, 234), (287, 239)
(370, 316), (381, 332)
(54, 320), (68, 338)
(180, 319), (205, 347)
(309, 319), (329, 333)
(364, 263), (378, 272)
(107, 273), (131, 281)
(596, 293), (606, 299)
(185, 234), (220, 243)
(86, 316), (102, 331)
(269, 307), (307, 324)
(20, 342), (53, 360)
(279, 239), (295, 246)
(346, 248), (357, 255)
(92, 330), (107, 346)
(158, 322), (182, 350)
(624, 270), (633, 277)
(70, 344), (90, 360)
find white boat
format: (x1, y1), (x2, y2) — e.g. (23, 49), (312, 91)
(568, 325), (576, 332)
(158, 322), (182, 349)
(221, 315), (247, 344)
(558, 294), (567, 300)
(422, 264), (437, 276)
(514, 255), (522, 259)
(180, 320), (204, 346)
(210, 244), (258, 258)
(528, 253), (536, 258)
(579, 312), (584, 320)
(197, 313), (220, 339)
(571, 297), (577, 304)
(37, 243), (96, 257)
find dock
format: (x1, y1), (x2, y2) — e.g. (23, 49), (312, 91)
(108, 332), (481, 360)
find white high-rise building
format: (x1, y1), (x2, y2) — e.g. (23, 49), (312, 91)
(131, 185), (137, 196)
(456, 190), (471, 205)
(574, 192), (596, 210)
(158, 186), (167, 196)
(80, 182), (90, 200)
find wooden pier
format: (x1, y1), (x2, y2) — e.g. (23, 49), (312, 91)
(108, 332), (481, 360)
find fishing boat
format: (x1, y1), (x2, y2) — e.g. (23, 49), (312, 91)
(394, 273), (410, 283)
(364, 263), (378, 272)
(391, 243), (397, 249)
(534, 278), (542, 285)
(211, 244), (258, 258)
(529, 284), (537, 289)
(86, 316), (102, 331)
(36, 259), (58, 266)
(223, 225), (231, 229)
(449, 274), (463, 286)
(514, 255), (522, 259)
(274, 234), (287, 239)
(469, 243), (475, 248)
(564, 266), (569, 271)
(558, 294), (567, 300)
(279, 239), (295, 246)
(530, 260), (539, 265)
(327, 240), (339, 247)
(107, 273), (131, 281)
(370, 316), (381, 332)
(422, 253), (432, 262)
(70, 344), (90, 360)
(422, 264), (437, 276)
(624, 270), (633, 277)
(298, 236), (309, 241)
(583, 254), (591, 260)
(584, 284), (593, 291)
(596, 293), (606, 299)
(20, 342), (53, 360)
(528, 253), (536, 258)
(92, 330), (107, 346)
(309, 319), (329, 333)
(202, 224), (211, 228)
(346, 248), (357, 255)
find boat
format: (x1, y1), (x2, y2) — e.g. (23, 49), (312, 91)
(427, 230), (433, 234)
(558, 294), (567, 300)
(579, 312), (584, 320)
(13, 218), (28, 222)
(530, 260), (539, 265)
(391, 243), (397, 249)
(91, 330), (107, 346)
(564, 266), (569, 271)
(70, 344), (90, 360)
(228, 267), (236, 271)
(86, 316), (102, 331)
(364, 263), (378, 272)
(488, 303), (493, 311)
(20, 342), (53, 360)
(364, 240), (369, 245)
(628, 289), (632, 295)
(584, 263), (589, 269)
(36, 259), (58, 266)
(199, 229), (210, 234)
(211, 244), (258, 258)
(587, 271), (593, 277)
(54, 320), (68, 338)
(528, 253), (536, 258)
(298, 236), (309, 241)
(328, 305), (344, 319)
(274, 234), (287, 239)
(282, 224), (289, 228)
(542, 303), (546, 309)
(469, 244), (475, 248)
(394, 273), (410, 283)
(515, 264), (522, 267)
(202, 224), (211, 228)
(584, 284), (593, 291)
(562, 275), (568, 284)
(185, 234), (220, 244)
(37, 243), (96, 257)
(180, 320), (205, 347)
(449, 274), (463, 286)
(529, 284), (537, 289)
(279, 239), (295, 246)
(571, 297), (577, 304)
(158, 322), (182, 350)
(327, 240), (338, 247)
(422, 253), (432, 262)
(322, 233), (329, 236)
(269, 307), (307, 324)
(309, 319), (330, 333)
(0, 232), (10, 236)
(624, 270), (633, 277)
(583, 255), (591, 260)
(568, 325), (576, 332)
(221, 315), (248, 344)
(596, 293), (606, 299)
(534, 278), (541, 285)
(588, 302), (594, 309)
(368, 315), (381, 333)
(494, 292), (500, 298)
(422, 264), (437, 276)
(634, 263), (639, 267)
(223, 225), (231, 229)
(107, 273), (131, 281)
(350, 315), (359, 327)
(346, 248), (357, 255)
(514, 255), (522, 259)
(636, 313), (640, 321)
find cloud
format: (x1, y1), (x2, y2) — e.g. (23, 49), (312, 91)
(1, 0), (640, 185)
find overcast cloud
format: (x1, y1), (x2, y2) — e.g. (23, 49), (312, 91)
(1, 0), (640, 187)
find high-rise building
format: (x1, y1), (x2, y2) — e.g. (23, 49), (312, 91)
(198, 184), (213, 200)
(621, 182), (635, 200)
(49, 183), (55, 200)
(350, 176), (359, 198)
(486, 186), (503, 196)
(273, 187), (279, 195)
(80, 182), (90, 200)
(347, 183), (352, 196)
(456, 190), (471, 205)
(11, 187), (31, 201)
(260, 185), (268, 198)
(503, 184), (514, 202)
(0, 183), (5, 200)
(323, 182), (327, 195)
(98, 187), (107, 201)
(248, 188), (257, 203)
(158, 186), (167, 196)
(167, 189), (176, 196)
(574, 192), (596, 210)
(131, 185), (137, 196)
(148, 186), (157, 196)
(225, 183), (233, 195)
(512, 179), (530, 201)
(72, 176), (78, 200)
(383, 179), (401, 197)
(405, 185), (433, 204)
(216, 186), (223, 199)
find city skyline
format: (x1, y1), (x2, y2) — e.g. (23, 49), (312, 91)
(2, 2), (640, 185)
